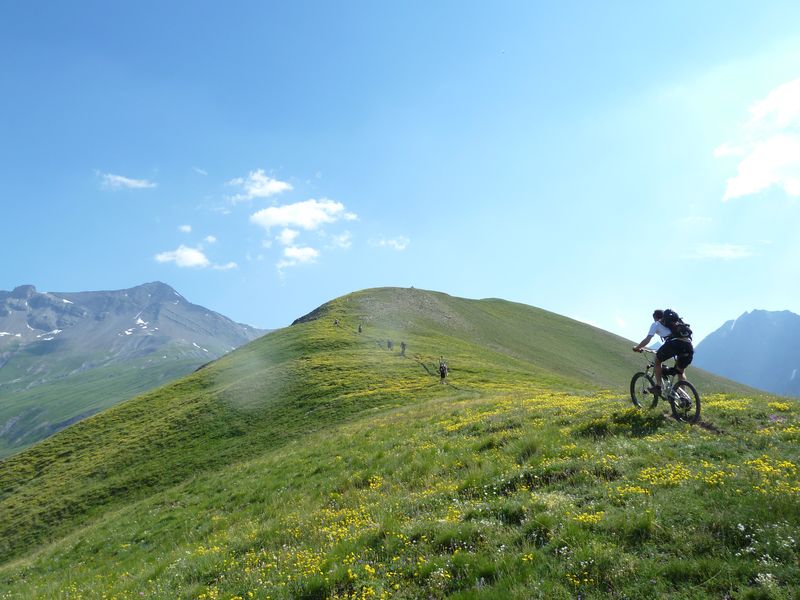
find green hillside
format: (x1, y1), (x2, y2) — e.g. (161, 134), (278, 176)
(0, 354), (200, 458)
(1, 288), (796, 599)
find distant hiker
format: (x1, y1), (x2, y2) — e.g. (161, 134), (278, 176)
(400, 341), (406, 356)
(358, 323), (362, 333)
(387, 339), (393, 350)
(633, 308), (694, 398)
(439, 357), (448, 383)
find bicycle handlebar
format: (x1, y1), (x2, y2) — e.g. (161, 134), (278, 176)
(633, 346), (656, 354)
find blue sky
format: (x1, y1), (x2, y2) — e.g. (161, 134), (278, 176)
(3, 2), (800, 343)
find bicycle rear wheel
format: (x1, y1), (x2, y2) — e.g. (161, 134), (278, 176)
(670, 380), (700, 423)
(630, 372), (658, 408)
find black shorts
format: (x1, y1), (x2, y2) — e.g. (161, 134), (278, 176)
(657, 338), (694, 370)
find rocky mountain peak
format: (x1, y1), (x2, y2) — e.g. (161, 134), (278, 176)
(11, 285), (37, 299)
(695, 309), (800, 397)
(0, 282), (266, 453)
(132, 281), (183, 303)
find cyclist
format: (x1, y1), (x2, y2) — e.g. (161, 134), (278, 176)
(633, 309), (694, 397)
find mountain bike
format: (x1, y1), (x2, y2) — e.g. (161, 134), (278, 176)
(630, 348), (700, 423)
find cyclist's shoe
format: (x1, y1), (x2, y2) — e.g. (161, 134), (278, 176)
(647, 385), (662, 398)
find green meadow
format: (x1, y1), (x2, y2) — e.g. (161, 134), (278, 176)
(1, 288), (797, 599)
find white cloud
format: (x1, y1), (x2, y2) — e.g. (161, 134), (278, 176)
(99, 172), (157, 190)
(372, 236), (410, 251)
(250, 198), (357, 231)
(722, 135), (800, 200)
(154, 245), (236, 270)
(718, 78), (800, 201)
(179, 224), (192, 233)
(285, 246), (319, 262)
(213, 261), (238, 270)
(330, 231), (352, 249)
(277, 245), (319, 271)
(227, 169), (292, 203)
(748, 79), (800, 127)
(689, 243), (755, 260)
(212, 205), (232, 216)
(193, 166), (208, 176)
(277, 228), (300, 246)
(204, 235), (217, 244)
(154, 245), (210, 268)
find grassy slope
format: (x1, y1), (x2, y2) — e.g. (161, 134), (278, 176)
(1, 287), (795, 599)
(0, 331), (250, 459)
(0, 356), (201, 458)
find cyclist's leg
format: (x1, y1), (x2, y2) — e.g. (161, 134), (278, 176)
(655, 340), (680, 392)
(674, 341), (694, 382)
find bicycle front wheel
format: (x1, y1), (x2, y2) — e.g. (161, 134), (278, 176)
(670, 380), (701, 423)
(630, 372), (658, 408)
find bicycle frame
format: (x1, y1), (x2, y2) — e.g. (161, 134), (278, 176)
(639, 348), (679, 397)
(633, 348), (701, 423)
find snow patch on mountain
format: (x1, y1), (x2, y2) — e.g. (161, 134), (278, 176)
(36, 330), (62, 339)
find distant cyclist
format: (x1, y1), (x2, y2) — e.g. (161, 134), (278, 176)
(633, 309), (694, 397)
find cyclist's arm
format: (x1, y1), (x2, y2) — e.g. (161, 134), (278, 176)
(633, 334), (653, 352)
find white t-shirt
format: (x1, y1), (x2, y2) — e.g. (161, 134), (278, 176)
(648, 321), (673, 340)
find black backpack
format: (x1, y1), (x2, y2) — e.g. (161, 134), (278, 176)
(661, 309), (693, 340)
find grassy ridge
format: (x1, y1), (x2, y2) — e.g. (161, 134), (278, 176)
(2, 287), (790, 599)
(1, 289), (484, 562)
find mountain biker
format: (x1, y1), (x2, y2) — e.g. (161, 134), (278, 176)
(632, 309), (694, 397)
